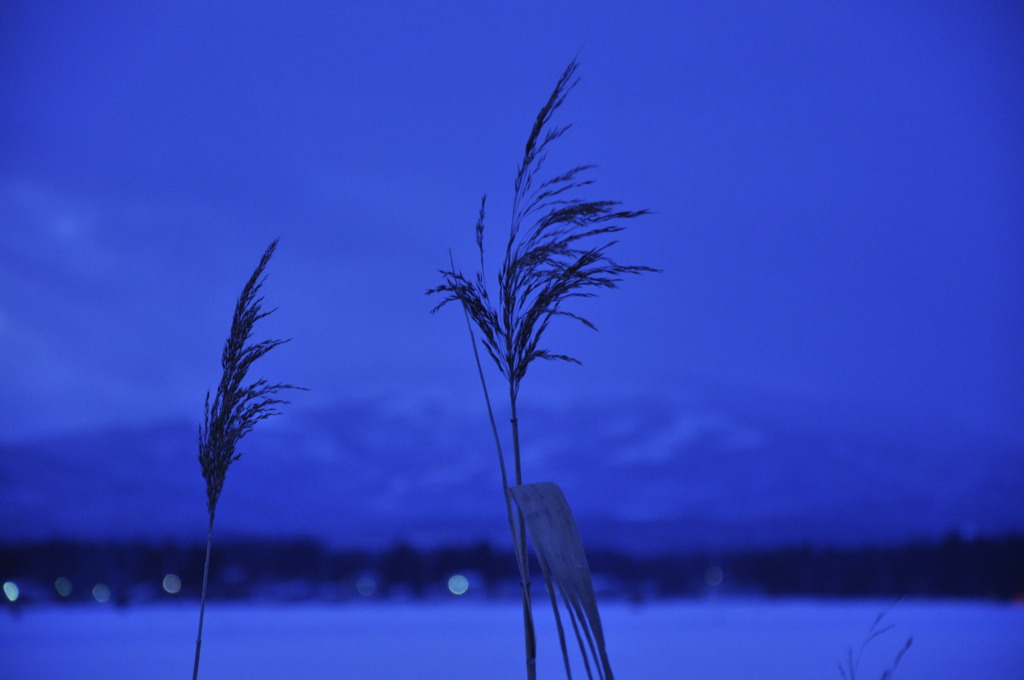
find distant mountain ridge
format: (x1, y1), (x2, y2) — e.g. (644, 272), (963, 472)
(2, 393), (1021, 553)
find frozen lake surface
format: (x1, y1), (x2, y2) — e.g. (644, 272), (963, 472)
(4, 598), (1022, 679)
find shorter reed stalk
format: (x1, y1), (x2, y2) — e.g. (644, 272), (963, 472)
(192, 239), (304, 680)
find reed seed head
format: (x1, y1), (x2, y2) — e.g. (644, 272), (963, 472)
(198, 239), (305, 518)
(429, 59), (659, 399)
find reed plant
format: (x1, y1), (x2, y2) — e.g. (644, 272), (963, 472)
(429, 59), (657, 679)
(838, 600), (913, 680)
(192, 239), (304, 680)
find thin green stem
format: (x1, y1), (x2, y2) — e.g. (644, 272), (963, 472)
(192, 515), (214, 680)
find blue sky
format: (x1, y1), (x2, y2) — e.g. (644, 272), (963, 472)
(1, 2), (1022, 547)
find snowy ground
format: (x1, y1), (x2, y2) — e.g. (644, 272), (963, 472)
(3, 598), (1021, 679)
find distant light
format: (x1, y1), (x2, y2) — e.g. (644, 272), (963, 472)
(355, 575), (377, 597)
(92, 583), (111, 603)
(162, 573), (182, 595)
(448, 574), (469, 595)
(704, 566), (724, 587)
(54, 577), (73, 597)
(3, 581), (19, 602)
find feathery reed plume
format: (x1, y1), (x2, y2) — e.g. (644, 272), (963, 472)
(192, 239), (304, 680)
(429, 59), (658, 680)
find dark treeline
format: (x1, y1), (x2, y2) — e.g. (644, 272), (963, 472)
(2, 533), (1021, 607)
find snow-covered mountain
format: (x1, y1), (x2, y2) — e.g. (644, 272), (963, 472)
(2, 391), (1020, 552)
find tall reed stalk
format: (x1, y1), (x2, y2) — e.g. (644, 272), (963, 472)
(430, 60), (657, 679)
(192, 239), (304, 680)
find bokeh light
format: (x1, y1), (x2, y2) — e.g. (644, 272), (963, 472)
(704, 565), (724, 587)
(355, 575), (377, 597)
(92, 583), (111, 603)
(3, 581), (19, 602)
(54, 577), (73, 597)
(447, 574), (469, 595)
(162, 573), (181, 594)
